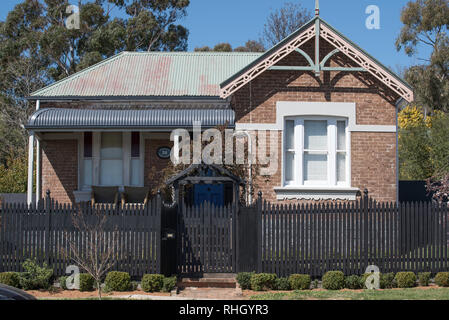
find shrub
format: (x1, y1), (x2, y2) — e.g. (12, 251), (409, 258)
(59, 276), (68, 290)
(236, 272), (254, 290)
(435, 272), (449, 287)
(19, 259), (53, 290)
(322, 271), (345, 290)
(130, 281), (139, 291)
(79, 273), (95, 292)
(275, 277), (290, 291)
(380, 273), (396, 289)
(344, 275), (362, 289)
(141, 274), (164, 292)
(105, 271), (131, 292)
(288, 274), (311, 290)
(162, 276), (177, 293)
(312, 279), (319, 289)
(418, 272), (431, 287)
(395, 272), (416, 288)
(250, 273), (277, 291)
(0, 272), (20, 288)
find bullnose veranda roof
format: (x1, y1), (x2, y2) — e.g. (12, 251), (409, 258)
(30, 52), (263, 98)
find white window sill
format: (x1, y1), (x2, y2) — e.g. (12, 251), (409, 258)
(274, 186), (360, 201)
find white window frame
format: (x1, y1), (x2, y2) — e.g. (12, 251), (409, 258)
(282, 116), (350, 188)
(79, 131), (144, 190)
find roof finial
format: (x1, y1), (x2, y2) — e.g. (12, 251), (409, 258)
(315, 0), (320, 16)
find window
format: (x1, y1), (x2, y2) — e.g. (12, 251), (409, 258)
(284, 118), (349, 187)
(81, 132), (142, 188)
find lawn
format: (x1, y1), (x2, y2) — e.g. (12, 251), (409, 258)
(249, 287), (449, 300)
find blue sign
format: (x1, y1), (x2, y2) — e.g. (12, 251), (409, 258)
(157, 147), (171, 159)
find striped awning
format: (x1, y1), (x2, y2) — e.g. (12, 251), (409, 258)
(26, 108), (235, 131)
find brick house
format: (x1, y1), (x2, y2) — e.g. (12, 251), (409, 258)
(25, 15), (413, 205)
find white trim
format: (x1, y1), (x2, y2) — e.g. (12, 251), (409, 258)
(27, 132), (35, 206)
(235, 101), (397, 132)
(274, 186), (359, 201)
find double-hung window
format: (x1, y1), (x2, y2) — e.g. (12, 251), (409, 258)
(284, 117), (349, 187)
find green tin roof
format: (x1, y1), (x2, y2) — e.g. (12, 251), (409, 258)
(30, 52), (263, 98)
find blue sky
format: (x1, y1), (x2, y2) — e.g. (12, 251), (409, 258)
(0, 0), (431, 72)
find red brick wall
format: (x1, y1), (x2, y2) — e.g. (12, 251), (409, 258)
(41, 140), (78, 203)
(231, 37), (399, 202)
(144, 139), (173, 192)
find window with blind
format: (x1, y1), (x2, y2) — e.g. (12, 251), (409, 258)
(284, 118), (349, 187)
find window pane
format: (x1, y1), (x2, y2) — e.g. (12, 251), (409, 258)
(100, 160), (123, 185)
(130, 159), (140, 186)
(83, 159), (92, 187)
(84, 132), (92, 158)
(337, 153), (346, 182)
(131, 132), (140, 157)
(285, 120), (295, 150)
(304, 120), (327, 150)
(285, 152), (294, 181)
(304, 153), (327, 181)
(337, 121), (346, 150)
(101, 132), (122, 159)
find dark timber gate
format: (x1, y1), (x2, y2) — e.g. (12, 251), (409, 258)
(176, 202), (236, 275)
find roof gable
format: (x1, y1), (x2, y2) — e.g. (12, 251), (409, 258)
(31, 52), (263, 99)
(220, 17), (413, 102)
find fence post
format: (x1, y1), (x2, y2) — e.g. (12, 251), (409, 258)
(156, 190), (162, 274)
(363, 189), (369, 270)
(256, 191), (263, 273)
(45, 190), (51, 266)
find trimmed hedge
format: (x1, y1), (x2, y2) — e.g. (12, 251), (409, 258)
(19, 259), (53, 290)
(275, 277), (290, 290)
(322, 271), (345, 290)
(250, 273), (277, 291)
(288, 274), (311, 290)
(105, 271), (131, 292)
(395, 272), (416, 288)
(162, 276), (177, 293)
(435, 272), (449, 287)
(79, 273), (95, 292)
(345, 275), (362, 289)
(0, 272), (21, 288)
(236, 272), (254, 290)
(418, 272), (431, 287)
(380, 273), (396, 289)
(141, 274), (164, 292)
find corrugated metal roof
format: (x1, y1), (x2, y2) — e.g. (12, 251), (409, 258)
(26, 108), (235, 130)
(30, 52), (263, 98)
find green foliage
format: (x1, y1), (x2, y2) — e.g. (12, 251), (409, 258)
(0, 155), (29, 193)
(250, 273), (277, 291)
(344, 275), (362, 290)
(104, 271), (131, 292)
(141, 274), (164, 292)
(275, 277), (291, 291)
(312, 279), (319, 289)
(380, 273), (397, 289)
(435, 272), (449, 287)
(18, 259), (53, 290)
(395, 272), (416, 288)
(418, 272), (431, 286)
(322, 271), (345, 290)
(0, 272), (21, 288)
(288, 274), (311, 290)
(162, 276), (177, 293)
(79, 273), (95, 292)
(59, 276), (68, 290)
(236, 272), (255, 290)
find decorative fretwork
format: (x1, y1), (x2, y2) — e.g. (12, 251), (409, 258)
(320, 24), (413, 102)
(220, 25), (316, 99)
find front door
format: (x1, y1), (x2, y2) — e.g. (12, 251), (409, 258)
(193, 184), (224, 207)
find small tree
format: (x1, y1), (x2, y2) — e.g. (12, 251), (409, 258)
(65, 205), (121, 299)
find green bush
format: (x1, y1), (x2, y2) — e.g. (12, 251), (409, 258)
(288, 274), (311, 290)
(435, 272), (449, 287)
(162, 276), (177, 293)
(322, 271), (345, 290)
(250, 273), (277, 291)
(380, 273), (396, 289)
(275, 277), (290, 291)
(312, 279), (319, 289)
(141, 274), (164, 292)
(0, 272), (21, 288)
(236, 272), (254, 290)
(105, 271), (131, 292)
(344, 275), (362, 289)
(19, 259), (53, 290)
(79, 273), (95, 292)
(59, 276), (68, 290)
(395, 272), (416, 288)
(418, 272), (431, 287)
